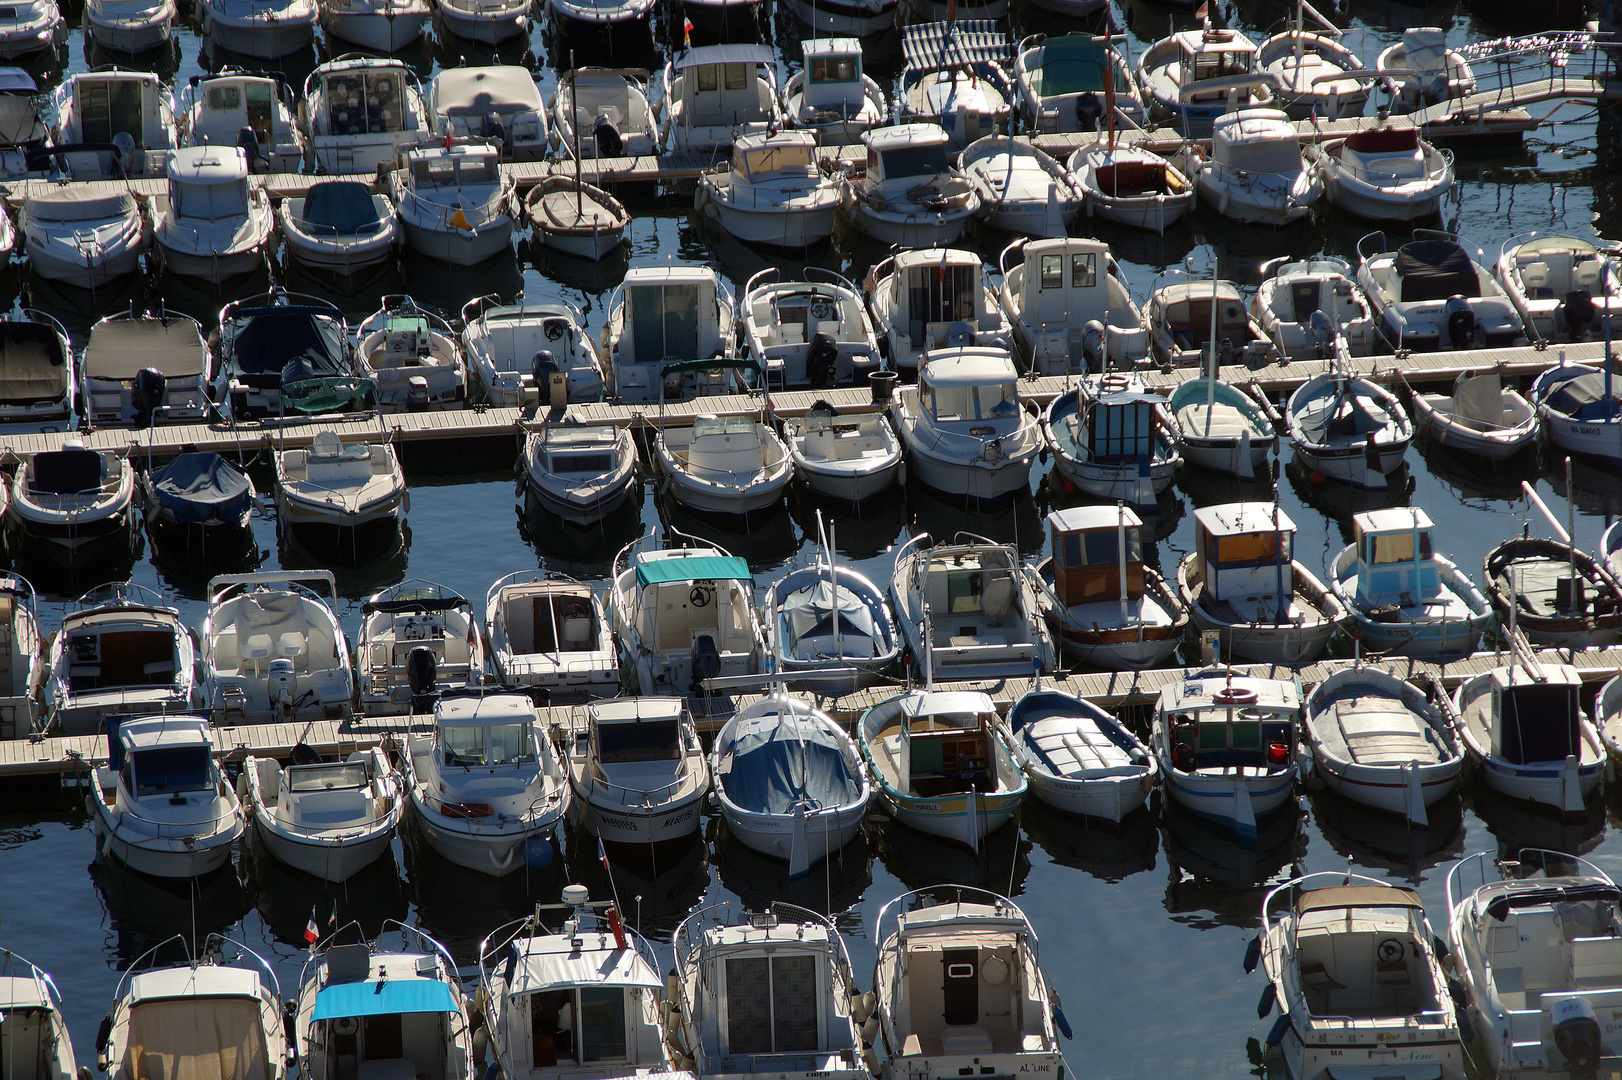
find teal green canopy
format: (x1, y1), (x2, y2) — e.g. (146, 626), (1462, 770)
(1036, 36), (1109, 95)
(637, 555), (751, 586)
(311, 980), (459, 1021)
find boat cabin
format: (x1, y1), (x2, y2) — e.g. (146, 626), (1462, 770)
(917, 543), (1032, 656)
(666, 43), (777, 147)
(917, 349), (1022, 433)
(886, 249), (993, 354)
(1156, 280), (1256, 356)
(404, 142), (502, 197)
(585, 697), (688, 789)
(54, 71), (171, 178)
(861, 123), (951, 194)
(59, 605), (181, 698)
(800, 37), (866, 112)
(312, 63), (415, 137)
(0, 957), (72, 1080)
(1193, 502), (1297, 611)
(1289, 887), (1440, 1019)
(164, 145), (251, 224)
(182, 73), (298, 170)
(1170, 27), (1259, 101)
(627, 551), (755, 664)
(1210, 109), (1302, 173)
(1080, 387), (1160, 466)
(1162, 674), (1298, 773)
(117, 964), (281, 1080)
(617, 267), (728, 365)
(110, 717), (217, 801)
(433, 695), (540, 775)
(898, 692), (997, 797)
(1350, 508), (1441, 609)
(1471, 664), (1586, 767)
(305, 942), (468, 1080)
(1046, 505), (1144, 608)
(729, 128), (818, 185)
(533, 425), (622, 487)
(1012, 238), (1119, 360)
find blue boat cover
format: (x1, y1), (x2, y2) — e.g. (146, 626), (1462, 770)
(311, 980), (459, 1021)
(636, 555), (750, 587)
(231, 309), (350, 383)
(302, 182), (386, 238)
(149, 453), (253, 525)
(720, 709), (861, 814)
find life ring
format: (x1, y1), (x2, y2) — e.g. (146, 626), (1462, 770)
(1212, 686), (1259, 705)
(1378, 939), (1404, 963)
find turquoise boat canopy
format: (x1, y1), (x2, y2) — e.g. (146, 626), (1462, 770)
(311, 980), (459, 1020)
(636, 555), (751, 587)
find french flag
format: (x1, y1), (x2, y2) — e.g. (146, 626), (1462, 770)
(598, 837), (610, 870)
(304, 908), (320, 945)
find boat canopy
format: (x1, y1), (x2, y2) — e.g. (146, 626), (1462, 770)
(86, 319), (207, 380)
(1029, 35), (1111, 97)
(26, 188), (136, 223)
(671, 43), (775, 71)
(720, 709), (862, 813)
(781, 578), (880, 654)
(149, 453), (254, 526)
(230, 309), (350, 382)
(509, 947), (661, 994)
(300, 182), (388, 238)
(636, 555), (750, 586)
(434, 66), (543, 114)
(311, 980), (459, 1020)
(0, 322), (67, 406)
(1395, 240), (1479, 302)
(1543, 370), (1621, 421)
(1294, 885), (1423, 915)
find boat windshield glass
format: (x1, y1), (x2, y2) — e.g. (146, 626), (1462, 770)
(441, 723), (536, 766)
(79, 78), (147, 147)
(1366, 531), (1430, 565)
(597, 720), (680, 763)
(930, 382), (1017, 422)
(628, 284), (701, 362)
(1189, 48), (1253, 80)
(1223, 139), (1300, 175)
(578, 987), (628, 1062)
(174, 180), (247, 221)
(129, 746), (213, 796)
(1209, 530), (1290, 566)
(811, 55), (858, 83)
(880, 144), (948, 179)
(548, 450), (614, 476)
(1061, 528), (1142, 566)
(287, 761), (368, 792)
(740, 144), (816, 179)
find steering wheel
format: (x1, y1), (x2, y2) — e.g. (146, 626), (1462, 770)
(808, 300), (834, 322)
(1377, 939), (1404, 963)
(544, 319), (566, 342)
(688, 585), (713, 607)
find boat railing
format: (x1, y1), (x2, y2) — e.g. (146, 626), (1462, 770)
(1304, 1007), (1454, 1029)
(1327, 143), (1453, 187)
(113, 932), (281, 1018)
(581, 761), (697, 807)
(1444, 848), (1617, 916)
(118, 791), (235, 837)
(400, 184), (512, 231)
(157, 189), (271, 249)
(905, 403), (1040, 462)
(266, 797), (397, 838)
(1260, 869), (1401, 932)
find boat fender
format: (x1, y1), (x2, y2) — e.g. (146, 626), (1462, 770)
(1264, 1013), (1290, 1048)
(1456, 1008), (1473, 1045)
(1552, 996), (1602, 1080)
(95, 1014), (113, 1054)
(1082, 321), (1106, 369)
(471, 1026), (490, 1066)
(1446, 977), (1469, 1008)
(807, 333), (839, 389)
(897, 460), (906, 486)
(594, 115), (623, 158)
(1443, 295), (1476, 350)
(1073, 93), (1103, 133)
(1243, 936), (1261, 973)
(1256, 981), (1276, 1019)
(1431, 934), (1449, 962)
(1052, 1004), (1072, 1039)
(282, 1000), (298, 1063)
(850, 991), (875, 1024)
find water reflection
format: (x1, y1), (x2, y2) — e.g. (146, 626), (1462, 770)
(402, 824), (570, 963)
(868, 817), (1032, 896)
(712, 820), (873, 917)
(1469, 779), (1608, 857)
(907, 484), (1045, 559)
(1541, 449), (1622, 519)
(24, 272), (148, 346)
(1176, 459), (1280, 510)
(517, 485), (646, 577)
(278, 520), (411, 600)
(1286, 457), (1415, 523)
(91, 859), (251, 966)
(401, 248), (526, 317)
(1308, 788), (1466, 882)
(1022, 798), (1159, 882)
(658, 494), (801, 573)
(786, 484), (906, 562)
(247, 838), (409, 950)
(16, 529), (143, 601)
(1415, 438), (1535, 504)
(1161, 800), (1306, 928)
(559, 824), (710, 941)
(527, 240), (632, 301)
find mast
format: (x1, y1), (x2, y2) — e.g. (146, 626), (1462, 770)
(1117, 502), (1130, 632)
(569, 58), (584, 217)
(1204, 259), (1218, 437)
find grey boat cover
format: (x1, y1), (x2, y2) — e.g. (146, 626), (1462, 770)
(300, 182), (387, 237)
(0, 96), (46, 149)
(0, 322), (68, 406)
(26, 188), (137, 223)
(1542, 371), (1621, 422)
(229, 308), (349, 388)
(1395, 240), (1480, 303)
(781, 575), (881, 660)
(720, 710), (863, 814)
(86, 319), (207, 381)
(148, 453), (253, 526)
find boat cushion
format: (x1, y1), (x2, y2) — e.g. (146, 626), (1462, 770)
(1025, 718), (1136, 777)
(1394, 240), (1480, 303)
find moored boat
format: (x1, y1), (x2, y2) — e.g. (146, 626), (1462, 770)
(1483, 534), (1622, 649)
(565, 696), (709, 846)
(1454, 661), (1604, 813)
(1411, 369), (1539, 460)
(1003, 682), (1155, 821)
(240, 747), (400, 881)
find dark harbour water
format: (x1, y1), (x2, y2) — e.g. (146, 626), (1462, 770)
(4, 0), (1622, 1077)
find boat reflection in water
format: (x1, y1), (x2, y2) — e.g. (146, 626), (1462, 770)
(280, 520), (411, 600)
(868, 816), (1032, 895)
(90, 858), (250, 965)
(248, 837), (409, 949)
(1307, 787), (1464, 882)
(1160, 797), (1304, 929)
(518, 482), (646, 576)
(658, 493), (799, 572)
(1469, 775), (1607, 859)
(403, 819), (568, 961)
(1286, 456), (1414, 522)
(1542, 447), (1622, 518)
(560, 822), (710, 941)
(907, 482), (1045, 561)
(1021, 797), (1159, 882)
(712, 818), (873, 917)
(1415, 438), (1533, 505)
(787, 484), (906, 561)
(1175, 458), (1279, 511)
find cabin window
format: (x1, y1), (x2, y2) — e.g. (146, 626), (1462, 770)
(1207, 530), (1291, 566)
(287, 762), (367, 792)
(79, 79), (147, 147)
(1365, 531), (1430, 565)
(174, 180), (247, 221)
(130, 747), (212, 797)
(549, 451), (614, 476)
(928, 383), (1016, 423)
(724, 63), (749, 90)
(1059, 528), (1141, 567)
(413, 158), (457, 186)
(208, 86), (242, 110)
(810, 56), (857, 83)
(697, 65), (718, 92)
(628, 284), (700, 362)
(742, 144), (815, 179)
(457, 157), (499, 185)
(597, 720), (680, 763)
(880, 145), (949, 179)
(364, 72), (406, 133)
(1071, 252), (1096, 288)
(1039, 254), (1063, 291)
(1191, 49), (1253, 81)
(724, 955), (819, 1056)
(577, 987), (627, 1063)
(440, 722), (537, 766)
(1225, 138), (1301, 175)
(906, 263), (975, 327)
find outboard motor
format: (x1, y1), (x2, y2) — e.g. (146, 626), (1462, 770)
(268, 658), (296, 719)
(280, 358), (316, 413)
(1444, 295), (1476, 349)
(531, 350), (559, 393)
(805, 332), (839, 389)
(594, 114), (623, 158)
(132, 367), (167, 428)
(1425, 72), (1451, 106)
(1553, 997), (1602, 1080)
(1073, 92), (1104, 132)
(1565, 289), (1596, 340)
(236, 126), (261, 171)
(689, 634), (722, 696)
(481, 110), (505, 142)
(407, 646), (437, 713)
(1308, 309), (1334, 359)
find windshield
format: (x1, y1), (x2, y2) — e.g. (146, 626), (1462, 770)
(880, 145), (948, 179)
(930, 382), (1017, 422)
(441, 723), (536, 766)
(130, 746), (213, 796)
(1209, 530), (1291, 565)
(1367, 531), (1431, 565)
(597, 720), (679, 763)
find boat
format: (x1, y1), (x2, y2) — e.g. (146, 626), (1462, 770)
(1068, 141), (1194, 234)
(49, 70), (175, 179)
(212, 291), (362, 421)
(960, 135), (1083, 238)
(837, 124), (978, 249)
(565, 696), (709, 845)
(890, 532), (1055, 680)
(431, 68), (547, 158)
(858, 690), (1026, 847)
(1607, 519), (1622, 583)
(1002, 681), (1156, 821)
(1031, 505), (1188, 671)
(781, 405), (901, 502)
(655, 413), (793, 518)
(353, 296), (469, 412)
(173, 72), (305, 173)
(551, 67), (657, 159)
(609, 532), (767, 697)
(0, 71), (50, 177)
(890, 347), (1041, 506)
(1145, 273), (1278, 368)
(896, 22), (1012, 149)
(694, 128), (840, 252)
(464, 296), (606, 406)
(762, 541), (900, 690)
(521, 419), (638, 525)
(318, 0), (429, 49)
(303, 58), (431, 175)
(1186, 108), (1321, 226)
(1328, 507), (1493, 658)
(1178, 502), (1346, 665)
(1531, 358), (1622, 466)
(742, 268), (883, 391)
(6, 442), (135, 557)
(601, 265), (741, 405)
(1287, 366), (1413, 489)
(1309, 127), (1454, 223)
(1376, 28), (1474, 113)
(1495, 233), (1622, 342)
(434, 0), (527, 42)
(390, 141), (516, 266)
(1483, 534), (1622, 649)
(1136, 23), (1277, 138)
(1252, 257), (1375, 360)
(1042, 375), (1180, 504)
(88, 715), (245, 878)
(81, 310), (210, 427)
(1599, 674), (1622, 763)
(870, 889), (1066, 1078)
(1446, 849), (1622, 1080)
(0, 0), (61, 56)
(18, 187), (145, 288)
(141, 452), (255, 549)
(201, 570), (354, 726)
(782, 37), (887, 145)
(240, 747), (401, 880)
(1256, 20), (1370, 119)
(783, 0), (896, 38)
(198, 0), (314, 56)
(278, 181), (398, 275)
(151, 145), (274, 284)
(275, 430), (407, 535)
(1455, 661), (1604, 812)
(354, 580), (484, 715)
(1255, 874), (1464, 1080)
(659, 43), (781, 154)
(84, 0), (173, 53)
(0, 318), (71, 428)
(865, 248), (1012, 376)
(1152, 668), (1302, 835)
(1015, 33), (1145, 134)
(0, 949), (76, 1080)
(709, 694), (871, 871)
(0, 574), (42, 740)
(527, 175), (629, 262)
(1356, 230), (1527, 352)
(1166, 376), (1277, 478)
(484, 569), (619, 696)
(401, 692), (570, 875)
(544, 0), (654, 39)
(41, 582), (197, 737)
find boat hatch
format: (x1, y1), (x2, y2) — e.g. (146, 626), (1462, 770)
(720, 953), (820, 1056)
(286, 760), (368, 792)
(1051, 522), (1143, 607)
(1491, 683), (1582, 764)
(1353, 509), (1438, 607)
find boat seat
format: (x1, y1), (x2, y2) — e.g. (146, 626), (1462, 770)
(1521, 262), (1553, 298)
(1301, 961), (1345, 993)
(292, 787), (368, 826)
(982, 576), (1014, 619)
(243, 633), (274, 673)
(816, 320), (842, 340)
(940, 1026), (993, 1054)
(1029, 722), (1133, 774)
(1574, 260), (1603, 290)
(1571, 937), (1622, 986)
(278, 632), (307, 659)
(781, 325), (804, 344)
(143, 661), (175, 684)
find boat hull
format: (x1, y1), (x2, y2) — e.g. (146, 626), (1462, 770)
(318, 6), (428, 49)
(700, 196), (836, 253)
(436, 1), (526, 40)
(253, 812), (394, 882)
(783, 0), (895, 36)
(574, 788), (705, 846)
(526, 469), (636, 526)
(846, 201), (972, 248)
(93, 803), (242, 879)
(157, 242), (266, 284)
(1322, 169), (1446, 223)
(202, 7), (314, 56)
(1161, 766), (1295, 838)
(721, 802), (865, 867)
(400, 218), (513, 266)
(27, 238), (143, 289)
(1313, 756), (1461, 819)
(877, 785), (1021, 848)
(411, 799), (562, 877)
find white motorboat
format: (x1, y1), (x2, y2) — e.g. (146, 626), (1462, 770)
(1600, 673), (1622, 764)
(784, 0), (895, 37)
(402, 692), (571, 874)
(1377, 28), (1473, 113)
(201, 571), (353, 725)
(240, 747), (400, 881)
(1413, 368), (1539, 459)
(545, 0), (652, 35)
(0, 315), (77, 432)
(303, 58), (431, 175)
(1145, 274), (1278, 368)
(782, 405), (900, 502)
(1042, 375), (1179, 504)
(1068, 141), (1193, 234)
(1455, 661), (1604, 813)
(84, 0), (173, 53)
(1031, 505), (1187, 671)
(1015, 33), (1144, 134)
(429, 67), (544, 155)
(318, 0), (428, 49)
(49, 70), (174, 180)
(485, 570), (619, 696)
(1003, 682), (1154, 821)
(565, 696), (709, 845)
(150, 145), (273, 283)
(1166, 377), (1276, 478)
(1356, 229), (1526, 351)
(695, 128), (839, 252)
(1257, 23), (1370, 119)
(609, 533), (766, 697)
(660, 43), (781, 154)
(279, 181), (397, 274)
(0, 575), (42, 740)
(353, 296), (468, 412)
(1287, 367), (1413, 489)
(82, 310), (210, 428)
(1252, 256), (1376, 359)
(710, 695), (871, 872)
(1255, 874), (1463, 1080)
(89, 716), (244, 878)
(960, 135), (1082, 238)
(1178, 502), (1346, 665)
(199, 0), (314, 56)
(354, 580), (483, 715)
(1303, 666), (1462, 823)
(1497, 233), (1622, 343)
(0, 949), (76, 1080)
(551, 67), (656, 159)
(1310, 127), (1454, 222)
(275, 430), (407, 534)
(763, 543), (900, 691)
(838, 123), (977, 248)
(174, 72), (305, 172)
(391, 141), (515, 266)
(42, 582), (196, 738)
(19, 187), (145, 288)
(521, 419), (637, 525)
(464, 296), (606, 406)
(655, 413), (793, 518)
(1152, 669), (1302, 836)
(0, 0), (61, 56)
(1482, 535), (1622, 649)
(1136, 24), (1276, 137)
(890, 532), (1054, 680)
(890, 347), (1041, 506)
(743, 268), (882, 391)
(602, 265), (740, 404)
(212, 291), (362, 422)
(435, 0), (526, 42)
(1186, 108), (1320, 226)
(783, 37), (886, 144)
(859, 691), (1025, 847)
(526, 175), (629, 262)
(896, 22), (1012, 148)
(6, 442), (135, 557)
(866, 248), (1012, 376)
(1530, 359), (1622, 467)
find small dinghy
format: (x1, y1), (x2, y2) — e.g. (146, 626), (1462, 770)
(1303, 666), (1463, 823)
(1356, 229), (1526, 352)
(6, 441), (135, 559)
(485, 570), (618, 697)
(1152, 669), (1302, 836)
(318, 0), (430, 52)
(391, 141), (515, 266)
(858, 690), (1025, 848)
(1255, 874), (1462, 1080)
(1496, 232), (1622, 343)
(763, 541), (900, 691)
(743, 269), (883, 391)
(18, 187), (144, 288)
(890, 347), (1040, 506)
(82, 310), (211, 427)
(782, 404), (900, 503)
(353, 296), (469, 412)
(1287, 367), (1413, 489)
(1454, 661), (1603, 813)
(43, 582), (197, 737)
(656, 413), (792, 518)
(897, 22), (1012, 148)
(0, 3), (62, 58)
(1530, 358), (1622, 467)
(275, 430), (407, 535)
(278, 180), (398, 275)
(1257, 20), (1370, 119)
(528, 175), (629, 262)
(240, 747), (400, 881)
(464, 295), (606, 406)
(838, 124), (978, 249)
(354, 580), (484, 715)
(865, 248), (1012, 376)
(89, 715), (244, 878)
(1069, 141), (1193, 235)
(521, 418), (638, 525)
(1043, 374), (1179, 504)
(566, 696), (709, 846)
(1186, 107), (1321, 226)
(1310, 127), (1454, 223)
(1032, 505), (1188, 672)
(782, 37), (887, 145)
(1377, 28), (1473, 113)
(0, 949), (77, 1080)
(1003, 681), (1154, 822)
(997, 236), (1149, 374)
(1329, 507), (1492, 659)
(960, 135), (1082, 238)
(1484, 534), (1622, 648)
(201, 571), (353, 725)
(1252, 256), (1376, 359)
(710, 693), (871, 872)
(1166, 377), (1276, 478)
(401, 691), (571, 875)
